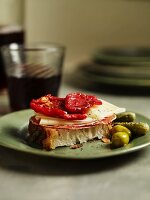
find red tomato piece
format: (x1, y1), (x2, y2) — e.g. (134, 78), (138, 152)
(30, 100), (67, 118)
(30, 94), (87, 120)
(65, 92), (102, 113)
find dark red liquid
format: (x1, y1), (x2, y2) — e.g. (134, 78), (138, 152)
(0, 53), (6, 89)
(7, 75), (61, 111)
(0, 29), (24, 89)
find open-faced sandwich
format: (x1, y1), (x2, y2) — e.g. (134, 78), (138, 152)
(28, 92), (127, 150)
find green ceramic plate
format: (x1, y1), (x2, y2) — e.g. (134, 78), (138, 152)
(79, 68), (150, 87)
(79, 63), (150, 79)
(93, 47), (150, 65)
(0, 109), (150, 159)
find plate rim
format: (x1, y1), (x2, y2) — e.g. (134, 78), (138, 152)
(93, 48), (150, 64)
(79, 64), (150, 79)
(79, 69), (150, 87)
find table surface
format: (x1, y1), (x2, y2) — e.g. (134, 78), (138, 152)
(0, 75), (150, 200)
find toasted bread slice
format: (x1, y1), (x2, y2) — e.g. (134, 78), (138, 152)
(28, 116), (113, 150)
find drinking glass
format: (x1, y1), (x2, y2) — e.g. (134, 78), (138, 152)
(2, 43), (65, 111)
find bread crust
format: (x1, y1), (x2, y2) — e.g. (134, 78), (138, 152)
(28, 116), (112, 150)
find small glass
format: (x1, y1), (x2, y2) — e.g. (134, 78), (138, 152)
(2, 43), (65, 111)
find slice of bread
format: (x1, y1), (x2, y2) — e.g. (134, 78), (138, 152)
(28, 116), (112, 150)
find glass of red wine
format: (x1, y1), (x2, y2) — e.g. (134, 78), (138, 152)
(2, 43), (65, 111)
(0, 25), (24, 91)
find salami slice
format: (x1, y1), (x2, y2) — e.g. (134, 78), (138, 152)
(36, 114), (116, 129)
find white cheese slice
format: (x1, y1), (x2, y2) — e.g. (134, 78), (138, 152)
(101, 100), (126, 114)
(35, 99), (125, 125)
(36, 115), (95, 125)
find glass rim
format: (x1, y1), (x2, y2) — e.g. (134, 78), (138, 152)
(2, 42), (66, 52)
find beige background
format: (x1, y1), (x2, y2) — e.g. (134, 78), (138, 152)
(0, 0), (150, 71)
(25, 0), (150, 71)
(0, 0), (24, 25)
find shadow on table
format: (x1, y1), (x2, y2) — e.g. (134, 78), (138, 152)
(0, 145), (147, 176)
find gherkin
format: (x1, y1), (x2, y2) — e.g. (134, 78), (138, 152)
(114, 122), (149, 136)
(115, 112), (136, 122)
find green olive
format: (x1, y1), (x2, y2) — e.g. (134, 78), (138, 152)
(111, 132), (130, 148)
(110, 125), (131, 138)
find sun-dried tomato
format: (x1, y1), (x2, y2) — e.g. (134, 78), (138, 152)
(30, 101), (67, 118)
(30, 93), (102, 120)
(30, 94), (87, 120)
(65, 92), (102, 113)
(37, 94), (65, 109)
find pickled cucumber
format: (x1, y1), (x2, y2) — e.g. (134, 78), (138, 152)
(114, 122), (149, 136)
(115, 112), (136, 122)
